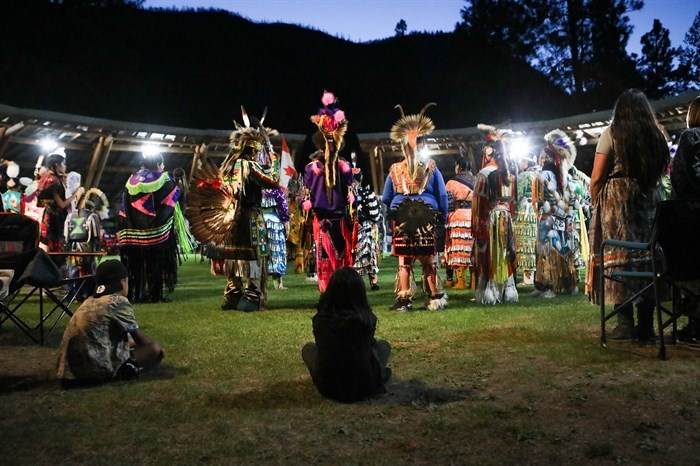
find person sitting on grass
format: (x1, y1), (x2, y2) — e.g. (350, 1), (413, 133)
(301, 267), (392, 403)
(57, 259), (164, 387)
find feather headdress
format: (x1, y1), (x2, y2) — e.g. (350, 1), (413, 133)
(541, 129), (576, 194)
(310, 91), (348, 194)
(542, 129), (576, 169)
(390, 103), (436, 182)
(477, 123), (512, 169)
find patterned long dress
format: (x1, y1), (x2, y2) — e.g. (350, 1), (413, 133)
(444, 172), (475, 269)
(352, 183), (381, 278)
(513, 167), (539, 283)
(587, 127), (663, 304)
(262, 188), (290, 279)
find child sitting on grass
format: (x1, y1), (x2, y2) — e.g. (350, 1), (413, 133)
(301, 267), (391, 402)
(57, 259), (164, 387)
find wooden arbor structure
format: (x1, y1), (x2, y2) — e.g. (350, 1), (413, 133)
(0, 90), (696, 202)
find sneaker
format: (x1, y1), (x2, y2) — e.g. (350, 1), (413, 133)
(370, 283), (380, 291)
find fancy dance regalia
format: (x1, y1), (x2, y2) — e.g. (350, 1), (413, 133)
(186, 108), (280, 311)
(352, 176), (382, 290)
(118, 157), (190, 303)
(262, 188), (290, 290)
(302, 92), (354, 293)
(382, 104), (448, 311)
(532, 130), (579, 297)
(444, 167), (475, 290)
(472, 124), (518, 305)
(513, 157), (539, 285)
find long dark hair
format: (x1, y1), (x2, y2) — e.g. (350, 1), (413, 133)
(44, 153), (64, 173)
(316, 267), (375, 327)
(484, 140), (511, 187)
(610, 89), (669, 190)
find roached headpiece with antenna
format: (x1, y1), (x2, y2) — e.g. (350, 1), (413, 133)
(390, 102), (436, 182)
(222, 106), (278, 174)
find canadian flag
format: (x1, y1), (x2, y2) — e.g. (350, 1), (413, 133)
(279, 135), (296, 191)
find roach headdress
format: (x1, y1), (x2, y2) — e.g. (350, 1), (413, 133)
(390, 103), (436, 183)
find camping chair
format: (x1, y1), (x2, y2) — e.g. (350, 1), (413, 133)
(600, 200), (700, 359)
(0, 214), (96, 344)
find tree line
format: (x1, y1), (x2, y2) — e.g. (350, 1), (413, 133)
(35, 0), (700, 119)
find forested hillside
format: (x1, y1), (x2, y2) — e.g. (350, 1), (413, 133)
(0, 1), (582, 133)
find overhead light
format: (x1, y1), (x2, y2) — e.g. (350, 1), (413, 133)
(40, 139), (58, 153)
(508, 138), (531, 160)
(141, 144), (161, 157)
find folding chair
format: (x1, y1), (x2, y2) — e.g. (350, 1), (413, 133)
(0, 214), (95, 345)
(600, 200), (700, 359)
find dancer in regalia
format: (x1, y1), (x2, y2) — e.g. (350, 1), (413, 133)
(118, 152), (190, 303)
(302, 91), (354, 293)
(382, 103), (448, 311)
(472, 124), (518, 305)
(352, 168), (382, 291)
(262, 187), (290, 290)
(186, 108), (280, 311)
(513, 155), (539, 286)
(532, 130), (579, 297)
(444, 157), (475, 290)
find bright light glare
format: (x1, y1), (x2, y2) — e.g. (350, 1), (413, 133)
(578, 137), (588, 146)
(419, 147), (430, 159)
(141, 144), (161, 157)
(509, 138), (531, 159)
(40, 139), (58, 153)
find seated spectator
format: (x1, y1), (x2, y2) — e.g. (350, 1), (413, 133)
(302, 267), (391, 402)
(57, 259), (164, 387)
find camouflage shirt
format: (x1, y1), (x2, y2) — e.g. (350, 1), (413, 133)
(56, 294), (138, 380)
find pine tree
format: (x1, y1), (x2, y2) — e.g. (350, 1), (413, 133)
(637, 19), (678, 98)
(676, 11), (700, 91)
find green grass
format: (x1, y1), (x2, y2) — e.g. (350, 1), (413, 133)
(2, 255), (700, 465)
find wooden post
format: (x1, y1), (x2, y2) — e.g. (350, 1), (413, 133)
(91, 136), (114, 190)
(83, 136), (106, 190)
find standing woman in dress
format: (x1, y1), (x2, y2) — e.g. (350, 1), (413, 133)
(588, 89), (670, 341)
(37, 150), (84, 252)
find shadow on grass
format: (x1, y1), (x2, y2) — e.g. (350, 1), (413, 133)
(374, 378), (472, 407)
(0, 363), (189, 393)
(208, 377), (471, 410)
